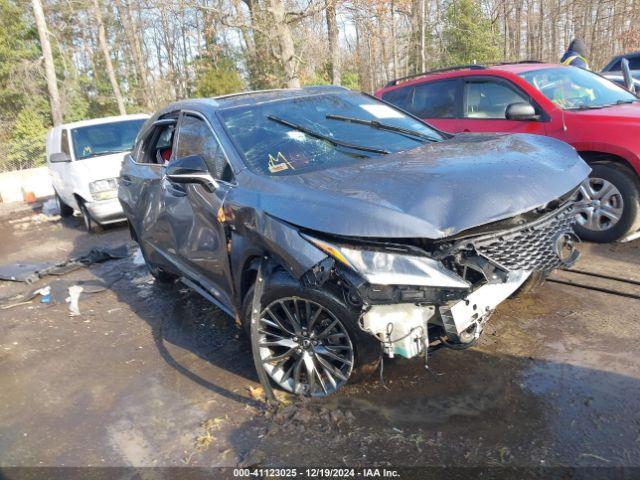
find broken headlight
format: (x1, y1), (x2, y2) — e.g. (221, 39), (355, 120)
(304, 235), (469, 288)
(89, 178), (118, 201)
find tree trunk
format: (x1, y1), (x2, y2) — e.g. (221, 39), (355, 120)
(325, 0), (341, 85)
(31, 0), (62, 126)
(92, 0), (126, 114)
(391, 0), (398, 79)
(267, 0), (300, 88)
(114, 0), (151, 109)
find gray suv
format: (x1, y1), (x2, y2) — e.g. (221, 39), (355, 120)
(119, 87), (589, 396)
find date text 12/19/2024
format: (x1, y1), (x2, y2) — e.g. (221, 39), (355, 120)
(233, 468), (400, 478)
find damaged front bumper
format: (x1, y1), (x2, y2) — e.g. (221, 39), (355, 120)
(302, 201), (580, 360)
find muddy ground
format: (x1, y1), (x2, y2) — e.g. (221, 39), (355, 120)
(0, 207), (639, 468)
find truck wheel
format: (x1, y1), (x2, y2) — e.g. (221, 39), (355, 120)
(242, 271), (379, 397)
(55, 192), (74, 217)
(78, 200), (102, 233)
(573, 163), (640, 243)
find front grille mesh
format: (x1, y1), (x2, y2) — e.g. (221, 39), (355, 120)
(470, 204), (577, 272)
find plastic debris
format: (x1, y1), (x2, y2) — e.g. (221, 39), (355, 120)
(66, 285), (84, 316)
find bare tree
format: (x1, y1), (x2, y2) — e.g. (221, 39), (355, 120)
(267, 0), (300, 88)
(92, 0), (126, 114)
(31, 0), (62, 126)
(326, 0), (341, 85)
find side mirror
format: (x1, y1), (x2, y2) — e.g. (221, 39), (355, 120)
(505, 102), (538, 121)
(50, 152), (70, 163)
(166, 155), (217, 190)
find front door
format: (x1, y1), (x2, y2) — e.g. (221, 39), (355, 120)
(163, 111), (236, 311)
(455, 77), (548, 135)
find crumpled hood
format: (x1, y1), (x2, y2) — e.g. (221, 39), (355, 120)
(236, 133), (590, 239)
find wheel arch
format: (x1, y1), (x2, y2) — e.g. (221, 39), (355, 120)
(578, 150), (640, 186)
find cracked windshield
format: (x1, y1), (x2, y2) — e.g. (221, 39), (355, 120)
(218, 92), (443, 175)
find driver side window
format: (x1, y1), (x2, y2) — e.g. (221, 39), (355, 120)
(175, 114), (234, 183)
(464, 80), (529, 119)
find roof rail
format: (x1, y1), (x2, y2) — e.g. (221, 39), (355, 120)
(385, 64), (486, 87)
(384, 60), (544, 87)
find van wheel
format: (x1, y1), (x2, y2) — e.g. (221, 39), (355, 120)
(242, 271), (379, 397)
(78, 200), (102, 233)
(55, 192), (73, 217)
(574, 164), (640, 243)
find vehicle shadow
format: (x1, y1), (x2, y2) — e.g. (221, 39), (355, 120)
(67, 228), (260, 408)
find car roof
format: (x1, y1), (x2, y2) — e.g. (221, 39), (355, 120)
(379, 62), (562, 90)
(156, 86), (351, 116)
(58, 113), (150, 130)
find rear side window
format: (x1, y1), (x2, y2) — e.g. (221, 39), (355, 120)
(382, 80), (458, 118)
(381, 86), (413, 112)
(175, 115), (233, 182)
(136, 119), (177, 164)
(464, 80), (528, 119)
(608, 57), (640, 70)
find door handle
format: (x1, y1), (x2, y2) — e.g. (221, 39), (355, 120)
(462, 129), (471, 132)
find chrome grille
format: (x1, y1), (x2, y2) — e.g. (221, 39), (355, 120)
(469, 204), (578, 272)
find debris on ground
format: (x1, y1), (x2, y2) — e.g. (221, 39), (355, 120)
(0, 244), (133, 284)
(66, 285), (84, 316)
(247, 385), (265, 401)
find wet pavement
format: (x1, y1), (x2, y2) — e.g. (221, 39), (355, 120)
(0, 210), (639, 467)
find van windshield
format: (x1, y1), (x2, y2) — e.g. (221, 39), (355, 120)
(71, 119), (145, 160)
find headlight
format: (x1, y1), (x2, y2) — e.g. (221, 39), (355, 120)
(89, 178), (118, 201)
(304, 235), (469, 288)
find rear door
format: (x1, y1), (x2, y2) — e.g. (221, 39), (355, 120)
(456, 76), (547, 134)
(163, 111), (235, 312)
(119, 115), (178, 269)
(381, 79), (461, 133)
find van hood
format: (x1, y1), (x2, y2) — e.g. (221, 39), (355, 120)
(70, 152), (128, 185)
(235, 133), (590, 239)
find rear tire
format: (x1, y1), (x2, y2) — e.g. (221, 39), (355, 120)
(134, 232), (178, 284)
(241, 270), (379, 396)
(573, 163), (640, 243)
(55, 192), (73, 217)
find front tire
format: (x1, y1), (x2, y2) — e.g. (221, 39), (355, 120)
(242, 271), (379, 396)
(55, 192), (74, 217)
(78, 200), (102, 233)
(574, 163), (640, 243)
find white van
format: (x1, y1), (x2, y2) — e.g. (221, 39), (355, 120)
(46, 114), (149, 232)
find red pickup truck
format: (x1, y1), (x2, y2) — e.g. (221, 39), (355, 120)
(376, 63), (640, 242)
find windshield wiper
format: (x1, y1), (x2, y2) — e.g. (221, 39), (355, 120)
(570, 99), (638, 110)
(326, 114), (438, 142)
(80, 150), (127, 159)
(266, 115), (389, 155)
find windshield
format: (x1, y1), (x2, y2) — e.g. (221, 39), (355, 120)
(218, 91), (443, 176)
(520, 67), (638, 110)
(71, 119), (146, 160)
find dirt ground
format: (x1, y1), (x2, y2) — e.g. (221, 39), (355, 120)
(0, 206), (639, 468)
